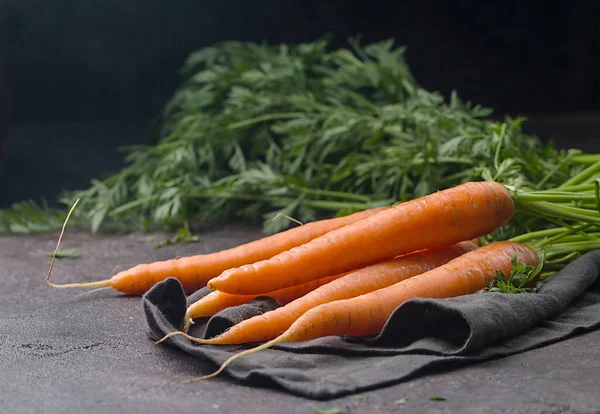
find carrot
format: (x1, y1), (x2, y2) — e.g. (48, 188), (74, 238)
(185, 241), (539, 382)
(183, 237), (483, 331)
(207, 181), (515, 295)
(158, 240), (478, 344)
(181, 272), (350, 332)
(46, 205), (389, 295)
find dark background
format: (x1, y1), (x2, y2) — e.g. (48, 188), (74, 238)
(1, 1), (599, 206)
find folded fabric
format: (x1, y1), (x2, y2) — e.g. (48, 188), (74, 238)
(143, 251), (600, 400)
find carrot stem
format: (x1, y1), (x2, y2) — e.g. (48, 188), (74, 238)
(295, 186), (372, 202)
(515, 201), (600, 225)
(110, 191), (372, 217)
(571, 154), (600, 164)
(514, 193), (597, 203)
(559, 160), (600, 188)
(226, 112), (306, 130)
(535, 183), (597, 193)
(543, 240), (600, 260)
(511, 223), (598, 246)
(536, 153), (576, 189)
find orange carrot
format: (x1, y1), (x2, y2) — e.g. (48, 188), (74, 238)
(181, 272), (350, 332)
(185, 241), (539, 382)
(46, 206), (388, 295)
(158, 240), (478, 344)
(207, 181), (515, 295)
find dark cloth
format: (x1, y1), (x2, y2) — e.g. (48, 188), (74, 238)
(143, 251), (600, 400)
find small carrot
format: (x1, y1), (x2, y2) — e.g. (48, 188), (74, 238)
(207, 181), (515, 295)
(157, 240), (478, 344)
(181, 272), (350, 332)
(184, 241), (539, 382)
(46, 206), (389, 295)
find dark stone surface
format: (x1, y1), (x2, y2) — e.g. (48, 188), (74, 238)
(1, 228), (599, 413)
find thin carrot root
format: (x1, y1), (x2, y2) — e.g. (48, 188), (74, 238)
(154, 330), (208, 345)
(47, 279), (112, 289)
(46, 198), (114, 291)
(74, 286), (114, 298)
(182, 317), (195, 333)
(271, 213), (304, 226)
(183, 335), (289, 383)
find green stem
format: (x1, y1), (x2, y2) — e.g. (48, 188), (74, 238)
(536, 183), (597, 193)
(514, 193), (598, 203)
(510, 224), (597, 245)
(109, 196), (158, 216)
(539, 270), (560, 279)
(536, 152), (575, 189)
(295, 186), (372, 203)
(571, 154), (600, 164)
(108, 191), (372, 218)
(516, 200), (600, 224)
(492, 124), (506, 177)
(226, 112), (307, 130)
(190, 191), (371, 211)
(410, 157), (475, 166)
(539, 232), (600, 245)
(543, 240), (600, 259)
(558, 160), (600, 188)
(544, 251), (581, 265)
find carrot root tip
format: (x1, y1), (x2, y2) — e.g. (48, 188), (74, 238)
(154, 331), (185, 345)
(47, 279), (112, 290)
(46, 198), (116, 292)
(183, 336), (287, 383)
(154, 330), (211, 345)
(182, 316), (194, 334)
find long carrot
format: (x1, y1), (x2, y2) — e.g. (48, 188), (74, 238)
(46, 206), (389, 295)
(185, 241), (539, 382)
(158, 240), (478, 345)
(181, 272), (351, 332)
(184, 237), (481, 331)
(207, 181), (515, 295)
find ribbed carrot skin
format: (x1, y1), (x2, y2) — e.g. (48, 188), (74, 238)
(208, 181), (515, 295)
(186, 273), (349, 320)
(186, 241), (477, 344)
(108, 206), (388, 294)
(284, 241), (539, 341)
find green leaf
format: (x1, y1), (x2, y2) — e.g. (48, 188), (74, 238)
(430, 396), (446, 401)
(478, 252), (541, 294)
(90, 208), (109, 233)
(153, 227), (199, 248)
(394, 398), (408, 405)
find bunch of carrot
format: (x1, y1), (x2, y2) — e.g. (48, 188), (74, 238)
(47, 170), (600, 383)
